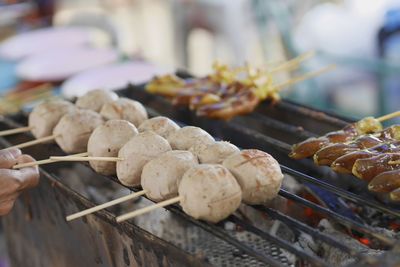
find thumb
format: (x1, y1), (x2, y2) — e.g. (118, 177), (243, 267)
(0, 148), (22, 169)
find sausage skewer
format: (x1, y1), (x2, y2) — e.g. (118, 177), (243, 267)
(289, 111), (400, 160)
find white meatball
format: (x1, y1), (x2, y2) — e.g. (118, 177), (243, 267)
(100, 98), (148, 127)
(87, 120), (138, 175)
(223, 149), (283, 204)
(53, 109), (104, 153)
(178, 164), (242, 223)
(190, 141), (240, 164)
(141, 150), (198, 201)
(167, 126), (214, 150)
(28, 99), (76, 139)
(117, 131), (171, 187)
(138, 116), (180, 138)
(75, 89), (118, 112)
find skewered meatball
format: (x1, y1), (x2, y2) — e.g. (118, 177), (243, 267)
(167, 126), (214, 150)
(138, 116), (180, 138)
(141, 150), (198, 201)
(53, 109), (104, 153)
(223, 149), (283, 204)
(100, 98), (148, 126)
(178, 164), (242, 223)
(190, 141), (239, 164)
(87, 120), (138, 175)
(28, 99), (76, 139)
(75, 89), (118, 112)
(117, 131), (171, 187)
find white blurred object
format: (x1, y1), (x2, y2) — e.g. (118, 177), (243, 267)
(16, 46), (118, 82)
(60, 61), (172, 97)
(294, 0), (400, 58)
(0, 26), (111, 61)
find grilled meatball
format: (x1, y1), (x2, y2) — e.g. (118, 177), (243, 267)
(138, 116), (180, 138)
(28, 99), (76, 139)
(167, 126), (214, 150)
(178, 164), (242, 223)
(190, 141), (239, 164)
(75, 89), (118, 112)
(100, 98), (148, 127)
(141, 150), (198, 201)
(223, 149), (283, 204)
(87, 120), (138, 175)
(117, 131), (171, 187)
(53, 109), (104, 153)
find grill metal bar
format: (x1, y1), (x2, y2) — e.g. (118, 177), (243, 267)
(280, 165), (400, 218)
(161, 201), (286, 267)
(278, 189), (395, 246)
(229, 215), (330, 267)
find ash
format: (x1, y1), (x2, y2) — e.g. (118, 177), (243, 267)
(294, 219), (383, 266)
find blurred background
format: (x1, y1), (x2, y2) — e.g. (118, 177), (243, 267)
(1, 0), (400, 118)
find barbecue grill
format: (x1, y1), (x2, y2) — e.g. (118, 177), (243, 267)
(1, 77), (400, 267)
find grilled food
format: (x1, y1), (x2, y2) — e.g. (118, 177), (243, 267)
(76, 89), (118, 112)
(138, 116), (180, 138)
(100, 98), (148, 127)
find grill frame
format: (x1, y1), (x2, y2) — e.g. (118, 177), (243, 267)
(0, 81), (399, 266)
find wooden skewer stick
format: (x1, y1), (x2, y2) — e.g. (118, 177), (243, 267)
(0, 126), (33, 137)
(50, 156), (123, 162)
(9, 135), (57, 149)
(13, 152), (89, 169)
(273, 64), (336, 92)
(116, 196), (182, 223)
(66, 190), (147, 222)
(376, 111), (400, 122)
(269, 51), (315, 74)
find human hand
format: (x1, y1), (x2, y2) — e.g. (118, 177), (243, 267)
(0, 148), (40, 215)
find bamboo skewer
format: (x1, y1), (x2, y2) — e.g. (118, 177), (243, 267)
(66, 190), (147, 221)
(0, 126), (33, 137)
(269, 51), (315, 74)
(116, 196), (182, 223)
(376, 111), (400, 122)
(13, 152), (89, 169)
(50, 156), (123, 162)
(9, 135), (57, 149)
(273, 64), (336, 92)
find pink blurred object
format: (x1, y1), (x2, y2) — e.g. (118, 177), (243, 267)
(60, 61), (172, 97)
(16, 46), (118, 82)
(0, 27), (109, 61)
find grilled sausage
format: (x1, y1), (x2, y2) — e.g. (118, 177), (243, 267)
(352, 153), (400, 181)
(138, 116), (180, 138)
(369, 169), (400, 193)
(141, 150), (198, 201)
(117, 131), (171, 187)
(28, 99), (76, 139)
(167, 126), (214, 150)
(178, 164), (242, 223)
(100, 98), (148, 127)
(53, 109), (104, 153)
(189, 141), (239, 164)
(75, 89), (118, 112)
(223, 149), (283, 204)
(87, 120), (138, 175)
